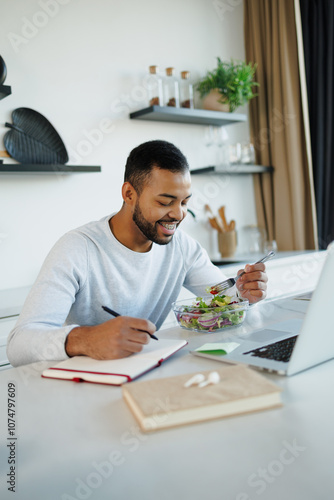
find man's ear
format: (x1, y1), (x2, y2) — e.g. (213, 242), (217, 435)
(122, 181), (137, 206)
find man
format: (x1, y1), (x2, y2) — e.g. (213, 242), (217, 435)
(7, 140), (268, 367)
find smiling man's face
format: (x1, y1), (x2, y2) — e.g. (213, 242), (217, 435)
(132, 166), (192, 245)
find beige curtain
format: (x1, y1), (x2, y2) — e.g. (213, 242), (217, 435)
(244, 0), (318, 250)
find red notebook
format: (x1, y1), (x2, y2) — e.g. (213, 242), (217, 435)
(42, 339), (187, 386)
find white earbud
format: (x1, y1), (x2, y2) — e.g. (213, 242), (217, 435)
(198, 371), (220, 388)
(184, 373), (205, 388)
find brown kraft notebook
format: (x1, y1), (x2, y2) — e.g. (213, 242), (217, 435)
(122, 365), (283, 431)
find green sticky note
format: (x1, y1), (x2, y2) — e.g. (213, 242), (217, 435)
(198, 349), (227, 356)
(195, 342), (240, 355)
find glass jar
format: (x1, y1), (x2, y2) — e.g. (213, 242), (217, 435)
(228, 143), (242, 164)
(164, 67), (180, 107)
(147, 65), (163, 107)
(180, 71), (194, 108)
(239, 225), (267, 255)
(241, 143), (255, 164)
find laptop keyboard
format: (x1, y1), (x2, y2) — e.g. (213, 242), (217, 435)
(243, 335), (298, 363)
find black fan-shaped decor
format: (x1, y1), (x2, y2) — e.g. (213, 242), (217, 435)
(4, 108), (69, 164)
(0, 55), (7, 85)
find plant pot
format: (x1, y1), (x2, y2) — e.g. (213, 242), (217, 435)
(202, 89), (230, 112)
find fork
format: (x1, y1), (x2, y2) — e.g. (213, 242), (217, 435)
(208, 250), (275, 295)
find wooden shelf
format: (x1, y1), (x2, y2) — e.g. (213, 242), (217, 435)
(129, 106), (247, 126)
(0, 164), (101, 174)
(190, 165), (274, 175)
(0, 84), (12, 100)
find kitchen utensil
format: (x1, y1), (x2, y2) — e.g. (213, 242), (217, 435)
(218, 206), (228, 231)
(208, 217), (220, 232)
(208, 250), (275, 294)
(229, 220), (236, 231)
(205, 204), (225, 232)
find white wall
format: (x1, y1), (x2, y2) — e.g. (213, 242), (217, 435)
(0, 0), (257, 291)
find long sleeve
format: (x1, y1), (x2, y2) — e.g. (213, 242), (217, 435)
(6, 216), (228, 367)
(7, 232), (88, 367)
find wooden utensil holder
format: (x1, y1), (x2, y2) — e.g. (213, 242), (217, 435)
(218, 230), (237, 258)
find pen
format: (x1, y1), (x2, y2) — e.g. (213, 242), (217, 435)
(101, 305), (158, 341)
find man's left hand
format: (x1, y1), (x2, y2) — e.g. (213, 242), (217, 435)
(236, 263), (268, 304)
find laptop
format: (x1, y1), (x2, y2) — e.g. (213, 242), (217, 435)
(193, 242), (334, 376)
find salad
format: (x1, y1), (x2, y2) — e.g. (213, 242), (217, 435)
(173, 294), (248, 332)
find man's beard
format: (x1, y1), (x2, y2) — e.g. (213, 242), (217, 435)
(132, 200), (178, 245)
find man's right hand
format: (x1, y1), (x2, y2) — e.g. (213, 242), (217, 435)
(65, 316), (157, 360)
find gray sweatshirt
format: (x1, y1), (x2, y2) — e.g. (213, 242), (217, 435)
(7, 215), (226, 366)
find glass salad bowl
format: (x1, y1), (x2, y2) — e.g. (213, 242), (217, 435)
(172, 295), (249, 333)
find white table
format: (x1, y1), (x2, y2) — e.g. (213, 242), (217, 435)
(0, 295), (333, 500)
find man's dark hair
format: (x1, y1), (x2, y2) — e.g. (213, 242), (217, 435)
(124, 140), (189, 194)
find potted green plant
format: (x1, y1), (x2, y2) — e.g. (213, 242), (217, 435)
(196, 58), (259, 112)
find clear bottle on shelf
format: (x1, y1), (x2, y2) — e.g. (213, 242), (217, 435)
(180, 71), (194, 109)
(147, 65), (163, 107)
(164, 67), (180, 107)
(240, 142), (256, 164)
